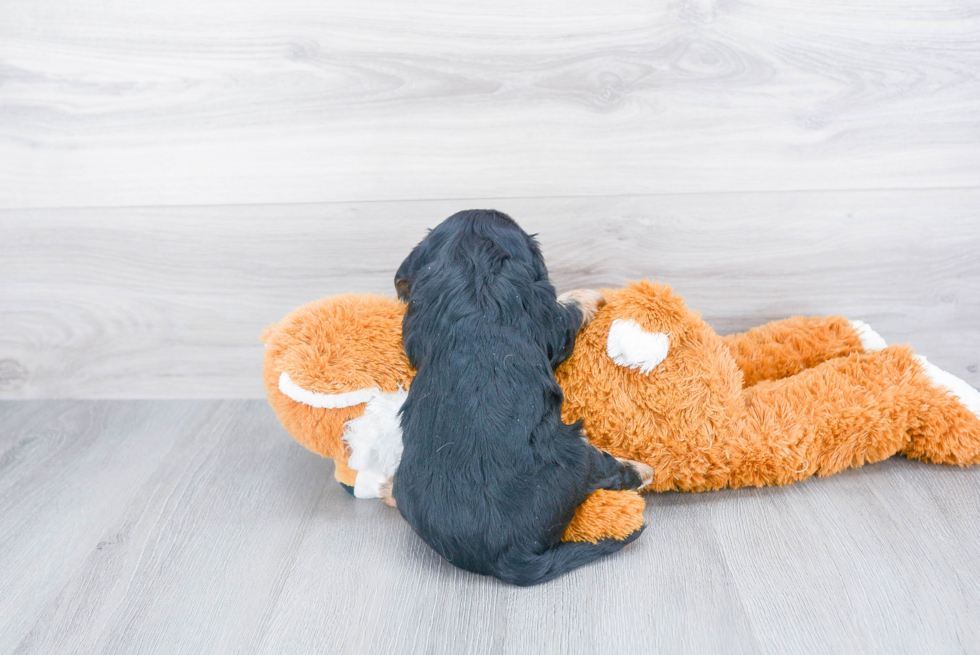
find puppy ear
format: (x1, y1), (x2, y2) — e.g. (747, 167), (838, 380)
(394, 241), (425, 302)
(395, 277), (411, 302)
(524, 233), (549, 282)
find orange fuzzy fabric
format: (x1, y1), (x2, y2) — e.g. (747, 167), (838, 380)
(556, 281), (980, 492)
(721, 316), (864, 387)
(561, 490), (646, 543)
(263, 282), (980, 542)
(261, 294), (413, 486)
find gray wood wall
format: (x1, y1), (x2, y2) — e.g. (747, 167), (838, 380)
(1, 0), (978, 398)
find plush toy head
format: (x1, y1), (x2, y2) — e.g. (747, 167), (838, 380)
(262, 292), (645, 543)
(261, 294), (413, 495)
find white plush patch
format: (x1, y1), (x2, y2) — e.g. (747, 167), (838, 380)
(850, 320), (887, 351)
(353, 470), (388, 500)
(606, 319), (670, 374)
(278, 371), (379, 409)
(342, 387), (409, 499)
(915, 355), (980, 418)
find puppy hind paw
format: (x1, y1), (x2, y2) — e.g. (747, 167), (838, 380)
(617, 457), (654, 489)
(558, 289), (606, 326)
(379, 477), (397, 508)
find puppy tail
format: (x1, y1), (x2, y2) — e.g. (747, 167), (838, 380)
(496, 527), (644, 587)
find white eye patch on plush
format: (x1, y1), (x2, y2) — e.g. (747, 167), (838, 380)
(278, 371), (380, 409)
(606, 319), (670, 374)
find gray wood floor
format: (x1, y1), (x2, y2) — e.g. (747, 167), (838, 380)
(2, 399), (979, 654)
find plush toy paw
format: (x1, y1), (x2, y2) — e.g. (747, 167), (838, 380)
(915, 355), (980, 419)
(558, 289), (606, 326)
(850, 320), (888, 351)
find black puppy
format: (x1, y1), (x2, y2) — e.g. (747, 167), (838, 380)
(392, 209), (652, 586)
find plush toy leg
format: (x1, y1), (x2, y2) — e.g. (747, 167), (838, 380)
(561, 489), (646, 543)
(333, 458), (358, 487)
(725, 345), (980, 489)
(900, 355), (980, 465)
(721, 316), (884, 387)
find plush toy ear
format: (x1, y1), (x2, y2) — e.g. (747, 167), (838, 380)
(606, 319), (670, 374)
(561, 489), (646, 543)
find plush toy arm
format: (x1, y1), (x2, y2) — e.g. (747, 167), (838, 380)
(721, 316), (872, 387)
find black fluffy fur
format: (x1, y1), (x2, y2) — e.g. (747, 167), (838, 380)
(392, 209), (645, 587)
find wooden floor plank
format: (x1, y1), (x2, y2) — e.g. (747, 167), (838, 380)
(253, 482), (761, 654)
(710, 460), (980, 654)
(8, 401), (329, 655)
(1, 0), (978, 208)
(0, 401), (217, 654)
(2, 188), (978, 399)
(3, 400), (979, 654)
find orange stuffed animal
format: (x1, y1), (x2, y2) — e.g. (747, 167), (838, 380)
(558, 281), (980, 492)
(261, 293), (645, 543)
(262, 282), (980, 543)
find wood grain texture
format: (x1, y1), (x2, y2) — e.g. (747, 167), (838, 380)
(2, 188), (978, 399)
(1, 0), (979, 208)
(0, 401), (221, 652)
(2, 399), (979, 654)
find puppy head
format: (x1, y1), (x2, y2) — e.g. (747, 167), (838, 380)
(394, 209), (547, 303)
(262, 294), (414, 492)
